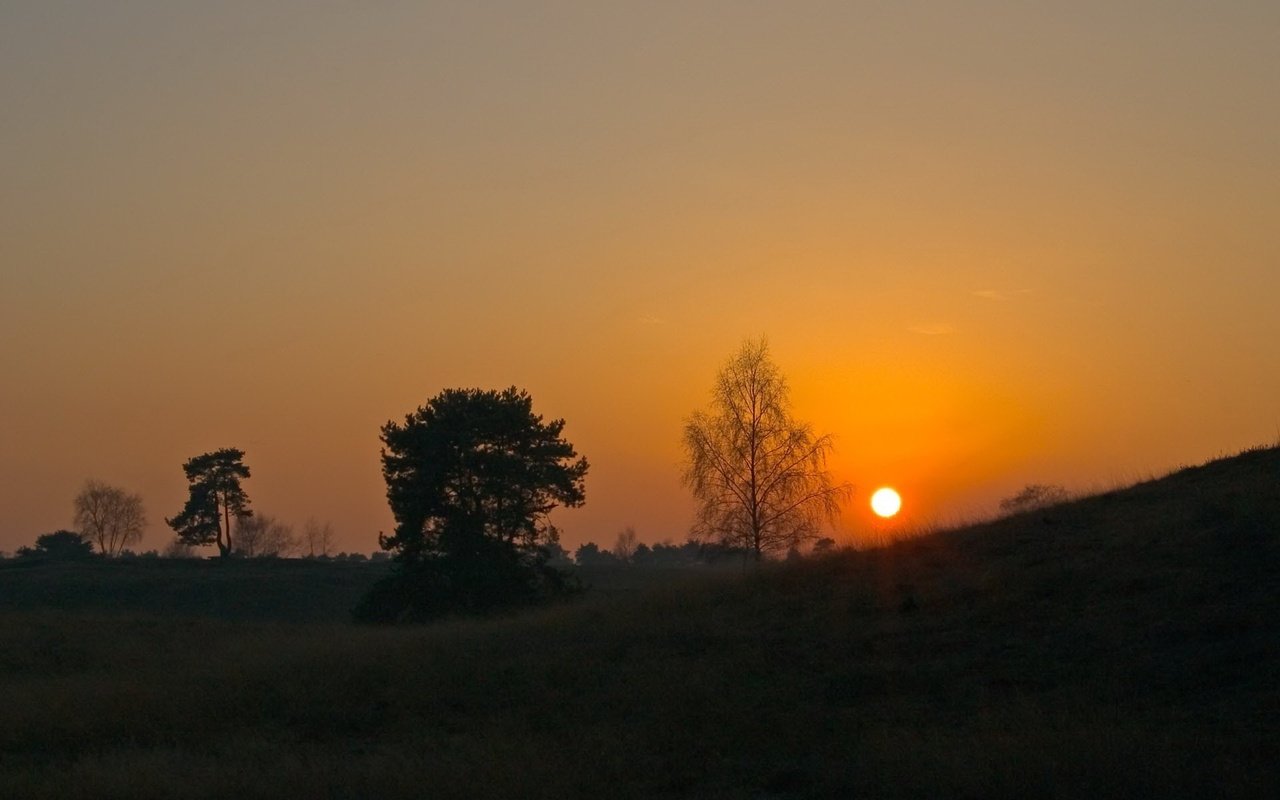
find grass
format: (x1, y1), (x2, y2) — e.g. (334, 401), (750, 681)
(1, 445), (1277, 797)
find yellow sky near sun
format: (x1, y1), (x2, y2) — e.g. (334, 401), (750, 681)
(2, 2), (1278, 553)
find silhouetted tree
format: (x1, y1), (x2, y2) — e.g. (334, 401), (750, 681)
(694, 540), (748, 563)
(647, 540), (694, 566)
(166, 448), (252, 558)
(1000, 484), (1069, 515)
(683, 338), (851, 561)
(19, 530), (95, 560)
(631, 542), (653, 565)
(302, 518), (336, 557)
(543, 538), (573, 567)
(355, 387), (588, 622)
(675, 539), (706, 564)
(234, 514), (298, 557)
(612, 526), (638, 562)
(73, 480), (147, 557)
(574, 541), (620, 567)
(812, 537), (836, 555)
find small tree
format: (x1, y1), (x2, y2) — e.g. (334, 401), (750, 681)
(1000, 484), (1069, 515)
(19, 530), (95, 560)
(574, 541), (620, 567)
(612, 526), (638, 563)
(73, 480), (147, 557)
(166, 448), (252, 558)
(543, 538), (573, 568)
(234, 514), (298, 558)
(631, 542), (653, 565)
(683, 338), (852, 561)
(356, 387), (588, 622)
(302, 518), (336, 557)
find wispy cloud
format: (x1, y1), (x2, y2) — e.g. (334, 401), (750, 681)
(908, 323), (955, 336)
(972, 288), (1033, 301)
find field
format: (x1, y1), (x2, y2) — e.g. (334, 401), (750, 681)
(1, 446), (1277, 798)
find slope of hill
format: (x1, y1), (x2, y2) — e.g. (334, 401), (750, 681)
(0, 446), (1276, 798)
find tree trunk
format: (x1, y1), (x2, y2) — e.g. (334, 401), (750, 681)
(220, 492), (232, 558)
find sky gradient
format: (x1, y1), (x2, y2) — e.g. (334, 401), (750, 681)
(3, 1), (1278, 554)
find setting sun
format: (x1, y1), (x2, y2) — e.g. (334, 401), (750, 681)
(870, 487), (902, 518)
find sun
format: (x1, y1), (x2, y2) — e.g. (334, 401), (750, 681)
(870, 487), (902, 518)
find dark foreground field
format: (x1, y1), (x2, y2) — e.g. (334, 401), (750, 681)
(2, 447), (1277, 798)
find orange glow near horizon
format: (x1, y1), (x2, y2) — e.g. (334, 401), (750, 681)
(2, 4), (1278, 555)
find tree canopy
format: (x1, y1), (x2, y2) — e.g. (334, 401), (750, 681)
(683, 338), (851, 560)
(356, 387), (588, 622)
(166, 448), (252, 558)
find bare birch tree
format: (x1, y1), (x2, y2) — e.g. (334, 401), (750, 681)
(683, 339), (851, 561)
(73, 480), (147, 556)
(302, 518), (336, 557)
(612, 526), (638, 562)
(234, 514), (298, 558)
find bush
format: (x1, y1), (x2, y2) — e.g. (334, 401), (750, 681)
(1000, 484), (1069, 515)
(18, 530), (96, 561)
(353, 548), (581, 623)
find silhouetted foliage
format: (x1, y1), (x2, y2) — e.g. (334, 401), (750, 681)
(698, 540), (751, 563)
(1000, 483), (1069, 515)
(574, 538), (730, 568)
(813, 537), (837, 555)
(684, 338), (851, 561)
(542, 538), (573, 568)
(574, 541), (620, 567)
(73, 480), (147, 557)
(650, 539), (703, 566)
(166, 448), (252, 558)
(631, 542), (653, 565)
(19, 530), (96, 560)
(355, 387), (588, 622)
(117, 549), (161, 560)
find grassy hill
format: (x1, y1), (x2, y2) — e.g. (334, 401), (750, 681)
(0, 445), (1276, 798)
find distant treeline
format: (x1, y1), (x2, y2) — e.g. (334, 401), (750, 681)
(562, 535), (837, 568)
(0, 532), (392, 564)
(2, 530), (778, 569)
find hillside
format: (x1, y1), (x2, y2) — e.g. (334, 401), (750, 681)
(0, 446), (1276, 798)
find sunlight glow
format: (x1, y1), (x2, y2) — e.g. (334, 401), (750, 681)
(870, 487), (902, 518)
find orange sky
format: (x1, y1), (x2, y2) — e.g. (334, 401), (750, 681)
(2, 2), (1278, 554)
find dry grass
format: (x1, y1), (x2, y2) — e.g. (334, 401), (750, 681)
(1, 445), (1278, 798)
